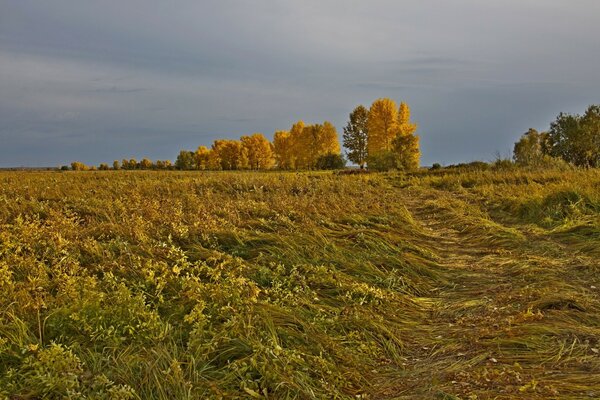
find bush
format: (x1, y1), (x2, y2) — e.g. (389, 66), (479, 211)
(367, 151), (398, 171)
(431, 163), (442, 170)
(492, 158), (516, 171)
(315, 153), (346, 170)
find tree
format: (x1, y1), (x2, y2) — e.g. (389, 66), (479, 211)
(304, 122), (340, 169)
(397, 102), (417, 136)
(343, 105), (369, 168)
(175, 150), (194, 170)
(366, 99), (420, 171)
(241, 133), (275, 170)
(129, 159), (138, 170)
(273, 130), (292, 169)
(316, 153), (346, 170)
(547, 105), (600, 167)
(140, 158), (153, 170)
(195, 146), (212, 170)
(392, 132), (420, 170)
(288, 121), (340, 169)
(98, 163), (110, 171)
(121, 159), (130, 170)
(513, 128), (548, 166)
(211, 140), (248, 170)
(367, 98), (398, 156)
(366, 151), (397, 172)
(70, 162), (89, 171)
(392, 102), (420, 170)
(113, 160), (121, 170)
(288, 120), (306, 169)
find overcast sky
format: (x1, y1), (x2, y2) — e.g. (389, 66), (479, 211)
(1, 1), (599, 167)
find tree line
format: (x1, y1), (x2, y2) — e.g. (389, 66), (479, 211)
(513, 105), (600, 168)
(68, 98), (421, 172)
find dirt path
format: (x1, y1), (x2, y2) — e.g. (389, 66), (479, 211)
(374, 188), (600, 399)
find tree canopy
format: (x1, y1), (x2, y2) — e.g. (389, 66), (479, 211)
(547, 105), (600, 167)
(343, 105), (369, 168)
(366, 98), (420, 171)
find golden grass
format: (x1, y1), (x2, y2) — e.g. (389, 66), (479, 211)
(0, 168), (598, 399)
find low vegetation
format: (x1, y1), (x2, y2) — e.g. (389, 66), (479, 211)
(1, 168), (598, 399)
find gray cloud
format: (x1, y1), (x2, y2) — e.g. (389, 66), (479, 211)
(1, 0), (599, 167)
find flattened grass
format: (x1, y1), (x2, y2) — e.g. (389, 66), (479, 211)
(0, 168), (599, 398)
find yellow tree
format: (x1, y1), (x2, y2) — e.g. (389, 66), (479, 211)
(294, 121), (341, 169)
(211, 139), (248, 170)
(393, 133), (420, 170)
(288, 120), (306, 169)
(140, 158), (153, 169)
(316, 121), (340, 155)
(393, 102), (420, 170)
(273, 130), (292, 169)
(70, 161), (89, 171)
(195, 146), (212, 170)
(367, 98), (398, 155)
(241, 133), (275, 170)
(397, 102), (417, 136)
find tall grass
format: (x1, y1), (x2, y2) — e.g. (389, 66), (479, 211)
(0, 169), (598, 398)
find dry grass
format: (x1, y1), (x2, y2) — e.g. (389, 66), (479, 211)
(0, 168), (598, 399)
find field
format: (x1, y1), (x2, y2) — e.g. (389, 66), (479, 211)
(1, 168), (599, 399)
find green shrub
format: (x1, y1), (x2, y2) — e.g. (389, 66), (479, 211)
(315, 153), (346, 170)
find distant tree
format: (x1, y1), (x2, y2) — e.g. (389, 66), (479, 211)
(392, 102), (420, 170)
(195, 146), (212, 170)
(547, 105), (600, 167)
(98, 163), (110, 171)
(304, 122), (340, 169)
(121, 159), (130, 170)
(366, 151), (398, 172)
(156, 160), (172, 169)
(397, 102), (418, 136)
(316, 153), (346, 170)
(513, 128), (548, 166)
(211, 140), (248, 170)
(113, 160), (121, 170)
(366, 99), (421, 171)
(175, 150), (195, 170)
(241, 133), (275, 170)
(343, 105), (369, 168)
(392, 133), (420, 170)
(367, 98), (398, 155)
(273, 130), (293, 169)
(288, 121), (306, 169)
(129, 159), (138, 170)
(70, 161), (89, 171)
(60, 165), (70, 171)
(290, 121), (341, 169)
(140, 158), (153, 170)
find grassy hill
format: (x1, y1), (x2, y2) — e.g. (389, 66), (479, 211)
(0, 169), (599, 399)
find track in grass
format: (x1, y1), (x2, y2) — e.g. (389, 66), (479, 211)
(373, 182), (600, 399)
(0, 169), (598, 399)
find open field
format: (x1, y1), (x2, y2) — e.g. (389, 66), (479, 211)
(1, 168), (599, 399)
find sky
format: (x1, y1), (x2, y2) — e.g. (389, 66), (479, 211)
(1, 1), (599, 167)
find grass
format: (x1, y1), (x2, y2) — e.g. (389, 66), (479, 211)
(0, 168), (599, 399)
